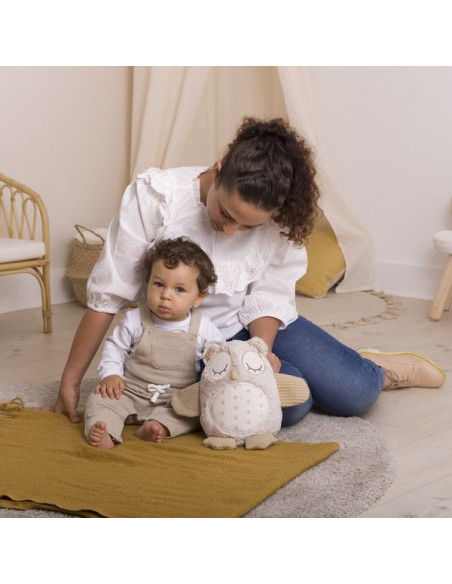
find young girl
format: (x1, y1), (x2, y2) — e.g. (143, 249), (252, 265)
(56, 117), (445, 427)
(84, 237), (222, 449)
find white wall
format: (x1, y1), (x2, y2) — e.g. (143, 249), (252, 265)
(308, 66), (452, 299)
(0, 66), (132, 312)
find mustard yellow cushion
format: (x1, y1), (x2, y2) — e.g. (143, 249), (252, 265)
(296, 229), (346, 298)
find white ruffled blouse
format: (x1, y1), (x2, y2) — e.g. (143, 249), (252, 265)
(87, 166), (308, 339)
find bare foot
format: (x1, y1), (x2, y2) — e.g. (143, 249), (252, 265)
(88, 421), (115, 450)
(136, 420), (169, 443)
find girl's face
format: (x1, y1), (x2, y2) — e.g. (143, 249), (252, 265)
(203, 164), (275, 236)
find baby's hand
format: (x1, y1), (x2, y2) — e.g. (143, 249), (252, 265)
(95, 375), (125, 400)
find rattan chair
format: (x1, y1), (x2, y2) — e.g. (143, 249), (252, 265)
(0, 173), (52, 332)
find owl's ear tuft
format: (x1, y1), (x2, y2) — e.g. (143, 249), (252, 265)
(247, 337), (269, 356)
(203, 341), (223, 363)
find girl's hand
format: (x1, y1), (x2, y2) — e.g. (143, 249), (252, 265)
(95, 375), (125, 400)
(267, 352), (281, 373)
(47, 381), (81, 423)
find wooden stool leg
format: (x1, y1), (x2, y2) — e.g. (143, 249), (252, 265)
(429, 255), (452, 320)
(445, 282), (452, 312)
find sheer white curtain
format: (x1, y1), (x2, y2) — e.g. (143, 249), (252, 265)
(278, 67), (374, 293)
(131, 66), (210, 177)
(131, 67), (287, 174)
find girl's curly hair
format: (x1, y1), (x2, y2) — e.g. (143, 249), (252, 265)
(216, 117), (321, 245)
(144, 236), (217, 294)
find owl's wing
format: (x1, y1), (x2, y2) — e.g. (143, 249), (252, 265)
(274, 373), (311, 408)
(171, 382), (201, 417)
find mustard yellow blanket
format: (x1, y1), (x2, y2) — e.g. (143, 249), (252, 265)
(0, 406), (339, 517)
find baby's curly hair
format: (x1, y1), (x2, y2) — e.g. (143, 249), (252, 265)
(216, 117), (321, 245)
(144, 237), (217, 294)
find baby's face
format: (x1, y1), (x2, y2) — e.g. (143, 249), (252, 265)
(146, 259), (204, 321)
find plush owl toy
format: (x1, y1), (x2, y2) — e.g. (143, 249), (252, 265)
(172, 337), (310, 450)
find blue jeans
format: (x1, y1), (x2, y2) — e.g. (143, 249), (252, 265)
(228, 316), (385, 427)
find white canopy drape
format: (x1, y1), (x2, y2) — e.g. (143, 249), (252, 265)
(278, 67), (374, 292)
(131, 66), (210, 178)
(131, 66), (374, 292)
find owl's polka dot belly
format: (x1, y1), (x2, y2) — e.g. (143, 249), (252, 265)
(210, 383), (269, 435)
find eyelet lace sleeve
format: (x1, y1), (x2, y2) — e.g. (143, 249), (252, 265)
(87, 169), (171, 313)
(238, 234), (308, 329)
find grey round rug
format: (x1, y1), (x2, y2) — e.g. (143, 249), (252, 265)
(0, 379), (397, 518)
(247, 411), (397, 517)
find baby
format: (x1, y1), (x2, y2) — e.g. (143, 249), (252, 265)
(84, 236), (222, 449)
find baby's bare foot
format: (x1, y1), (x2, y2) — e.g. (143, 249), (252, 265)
(136, 420), (169, 443)
(88, 421), (115, 450)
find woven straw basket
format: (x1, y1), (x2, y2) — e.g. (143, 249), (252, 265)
(67, 225), (106, 307)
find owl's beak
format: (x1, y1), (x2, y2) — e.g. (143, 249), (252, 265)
(230, 365), (238, 381)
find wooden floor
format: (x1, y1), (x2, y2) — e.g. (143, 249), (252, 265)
(1, 297), (451, 517)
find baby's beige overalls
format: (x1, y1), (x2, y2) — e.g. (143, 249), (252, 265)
(84, 305), (201, 444)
